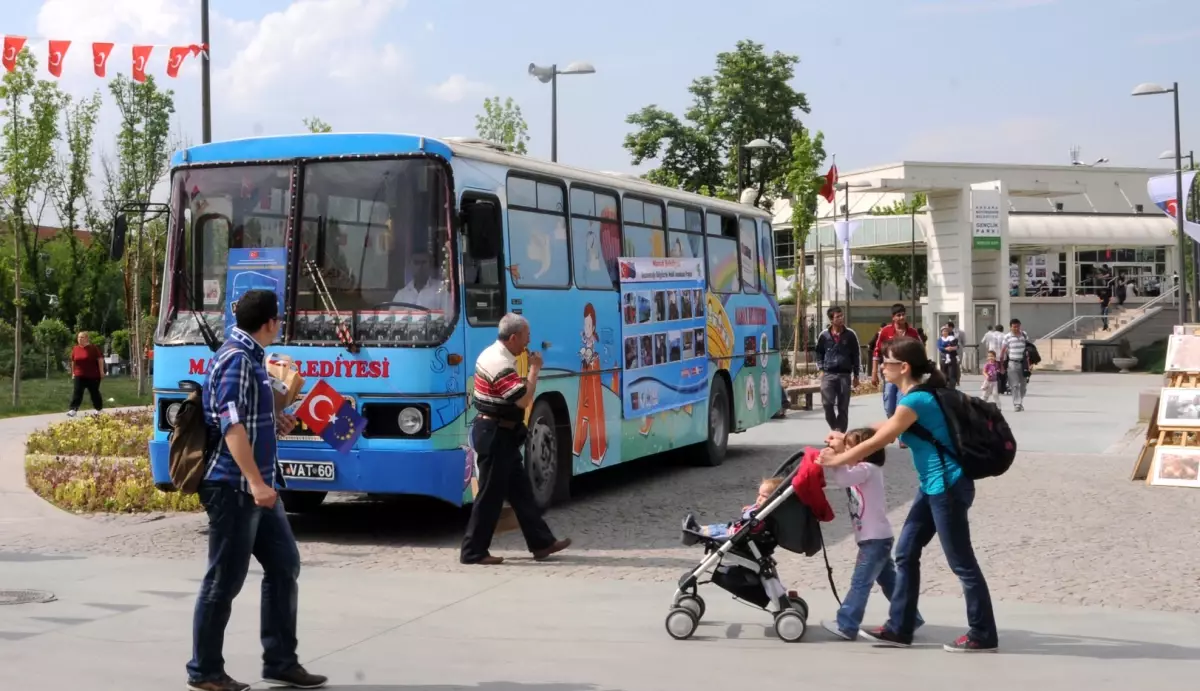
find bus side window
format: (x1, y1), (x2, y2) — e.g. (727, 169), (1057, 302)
(462, 197), (505, 324)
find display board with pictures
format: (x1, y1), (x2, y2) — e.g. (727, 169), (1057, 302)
(617, 257), (708, 418)
(1132, 360), (1200, 488)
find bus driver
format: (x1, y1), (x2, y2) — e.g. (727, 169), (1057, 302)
(392, 250), (447, 311)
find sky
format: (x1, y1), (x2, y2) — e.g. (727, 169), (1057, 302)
(6, 0), (1200, 196)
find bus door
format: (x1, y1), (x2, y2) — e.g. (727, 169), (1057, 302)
(459, 190), (507, 374)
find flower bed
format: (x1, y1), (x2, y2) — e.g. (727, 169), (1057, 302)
(23, 409), (201, 513)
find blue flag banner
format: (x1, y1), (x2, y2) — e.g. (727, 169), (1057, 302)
(617, 257), (709, 419)
(1148, 170), (1199, 241)
(225, 247), (287, 337)
(319, 398), (367, 454)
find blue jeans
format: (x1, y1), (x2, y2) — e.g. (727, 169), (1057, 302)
(836, 538), (924, 635)
(884, 478), (998, 646)
(882, 382), (900, 418)
(187, 482), (302, 682)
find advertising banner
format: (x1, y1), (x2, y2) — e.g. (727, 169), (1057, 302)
(618, 257), (708, 418)
(971, 187), (1002, 250)
(224, 247), (287, 337)
(1148, 170), (1200, 242)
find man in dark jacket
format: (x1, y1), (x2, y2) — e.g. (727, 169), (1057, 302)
(815, 306), (860, 432)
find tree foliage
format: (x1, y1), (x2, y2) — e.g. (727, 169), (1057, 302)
(303, 116), (332, 133)
(623, 40), (810, 209)
(782, 127), (826, 361)
(864, 193), (929, 300)
(474, 96), (529, 155)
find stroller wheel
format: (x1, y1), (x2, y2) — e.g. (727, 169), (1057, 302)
(674, 594), (706, 620)
(665, 606), (699, 640)
(787, 595), (809, 621)
(773, 610), (806, 643)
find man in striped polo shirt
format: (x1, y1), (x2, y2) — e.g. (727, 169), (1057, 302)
(461, 313), (571, 565)
(1000, 317), (1030, 412)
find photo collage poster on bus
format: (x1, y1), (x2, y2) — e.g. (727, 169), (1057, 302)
(618, 257), (708, 418)
(225, 247), (288, 337)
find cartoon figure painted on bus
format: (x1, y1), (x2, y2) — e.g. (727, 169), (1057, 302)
(574, 303), (609, 465)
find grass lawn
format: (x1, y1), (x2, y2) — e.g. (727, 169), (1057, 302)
(0, 376), (153, 419)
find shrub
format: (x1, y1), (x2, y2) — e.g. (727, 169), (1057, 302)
(25, 454), (200, 513)
(25, 409), (153, 458)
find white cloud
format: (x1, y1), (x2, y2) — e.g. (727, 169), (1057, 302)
(427, 74), (487, 104)
(37, 0), (190, 40)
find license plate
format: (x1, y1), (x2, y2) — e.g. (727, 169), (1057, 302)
(280, 461), (336, 481)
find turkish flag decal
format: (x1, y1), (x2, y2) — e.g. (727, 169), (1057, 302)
(92, 42), (114, 77)
(131, 44), (153, 82)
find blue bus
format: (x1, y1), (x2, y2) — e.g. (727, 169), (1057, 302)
(141, 133), (782, 512)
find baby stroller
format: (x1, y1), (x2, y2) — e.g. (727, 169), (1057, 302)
(666, 448), (828, 643)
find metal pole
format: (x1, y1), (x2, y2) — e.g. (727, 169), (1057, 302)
(910, 206), (917, 319)
(736, 140), (743, 192)
(1187, 150), (1198, 324)
(844, 183), (852, 326)
(200, 0), (212, 143)
(1173, 83), (1186, 324)
(550, 66), (557, 162)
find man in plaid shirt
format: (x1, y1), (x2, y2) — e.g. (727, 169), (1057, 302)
(187, 289), (327, 691)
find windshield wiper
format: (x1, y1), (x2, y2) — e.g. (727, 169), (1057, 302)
(170, 263), (220, 352)
(304, 255), (361, 354)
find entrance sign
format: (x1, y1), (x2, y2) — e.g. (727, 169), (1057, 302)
(617, 257), (708, 418)
(971, 187), (1002, 250)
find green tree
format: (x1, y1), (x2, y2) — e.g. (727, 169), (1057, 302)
(474, 96), (529, 154)
(624, 40), (810, 209)
(50, 90), (102, 332)
(31, 317), (70, 377)
(104, 73), (176, 395)
(303, 116), (332, 133)
(864, 193), (928, 300)
(0, 48), (67, 402)
(783, 126), (826, 367)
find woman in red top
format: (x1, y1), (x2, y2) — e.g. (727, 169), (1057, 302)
(68, 331), (105, 416)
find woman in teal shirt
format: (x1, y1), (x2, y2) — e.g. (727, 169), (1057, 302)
(818, 336), (998, 652)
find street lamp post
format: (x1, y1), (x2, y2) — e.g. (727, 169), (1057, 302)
(1161, 148), (1197, 321)
(1133, 81), (1186, 324)
(200, 0), (211, 143)
(528, 62), (596, 162)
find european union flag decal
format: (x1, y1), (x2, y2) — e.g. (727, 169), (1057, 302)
(319, 399), (366, 454)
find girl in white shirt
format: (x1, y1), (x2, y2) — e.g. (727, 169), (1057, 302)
(821, 427), (924, 641)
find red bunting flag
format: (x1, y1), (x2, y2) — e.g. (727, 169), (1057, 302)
(819, 163), (838, 204)
(165, 45), (189, 78)
(47, 39), (69, 77)
(92, 42), (113, 77)
(131, 44), (152, 82)
(2, 35), (25, 72)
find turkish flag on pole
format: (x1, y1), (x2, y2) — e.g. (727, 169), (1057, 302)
(819, 163), (838, 204)
(2, 36), (25, 72)
(47, 40), (70, 78)
(92, 42), (114, 77)
(131, 45), (153, 82)
(166, 45), (189, 78)
(295, 379), (345, 436)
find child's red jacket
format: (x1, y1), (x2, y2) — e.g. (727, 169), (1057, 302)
(790, 447), (835, 522)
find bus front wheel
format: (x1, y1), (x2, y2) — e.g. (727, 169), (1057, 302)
(279, 490), (326, 513)
(526, 399), (570, 510)
(696, 376), (730, 467)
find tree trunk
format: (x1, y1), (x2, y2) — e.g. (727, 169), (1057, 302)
(12, 226), (21, 407)
(791, 250), (801, 377)
(134, 217), (146, 397)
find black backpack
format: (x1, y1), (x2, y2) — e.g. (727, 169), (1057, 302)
(1025, 341), (1041, 366)
(908, 385), (1016, 480)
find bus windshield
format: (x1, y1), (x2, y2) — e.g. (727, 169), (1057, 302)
(157, 158), (456, 346)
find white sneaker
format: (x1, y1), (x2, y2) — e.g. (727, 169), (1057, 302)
(67, 409), (76, 417)
(821, 619), (853, 641)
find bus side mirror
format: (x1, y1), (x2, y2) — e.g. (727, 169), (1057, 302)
(462, 201), (498, 259)
(111, 214), (128, 261)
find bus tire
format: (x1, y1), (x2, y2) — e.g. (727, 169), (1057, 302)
(696, 375), (730, 467)
(279, 490), (326, 513)
(525, 398), (570, 510)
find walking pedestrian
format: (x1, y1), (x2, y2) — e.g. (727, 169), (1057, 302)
(187, 289), (327, 691)
(986, 326), (1009, 395)
(1099, 289), (1111, 330)
(1000, 318), (1030, 412)
(937, 325), (960, 390)
(461, 313), (571, 565)
(871, 304), (919, 445)
(818, 336), (999, 653)
(67, 331), (105, 417)
(815, 306), (860, 433)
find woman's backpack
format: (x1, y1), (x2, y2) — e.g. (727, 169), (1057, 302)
(909, 386), (1017, 480)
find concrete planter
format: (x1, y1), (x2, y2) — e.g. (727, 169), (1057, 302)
(1112, 356), (1138, 373)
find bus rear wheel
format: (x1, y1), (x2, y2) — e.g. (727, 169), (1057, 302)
(279, 490), (326, 513)
(695, 376), (730, 467)
(526, 399), (570, 510)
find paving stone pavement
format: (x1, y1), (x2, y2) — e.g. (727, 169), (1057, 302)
(3, 373), (1198, 613)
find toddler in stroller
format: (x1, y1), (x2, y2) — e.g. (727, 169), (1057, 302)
(666, 447), (833, 643)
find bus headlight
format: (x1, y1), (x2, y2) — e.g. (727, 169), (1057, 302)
(165, 402), (182, 428)
(398, 407), (424, 435)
